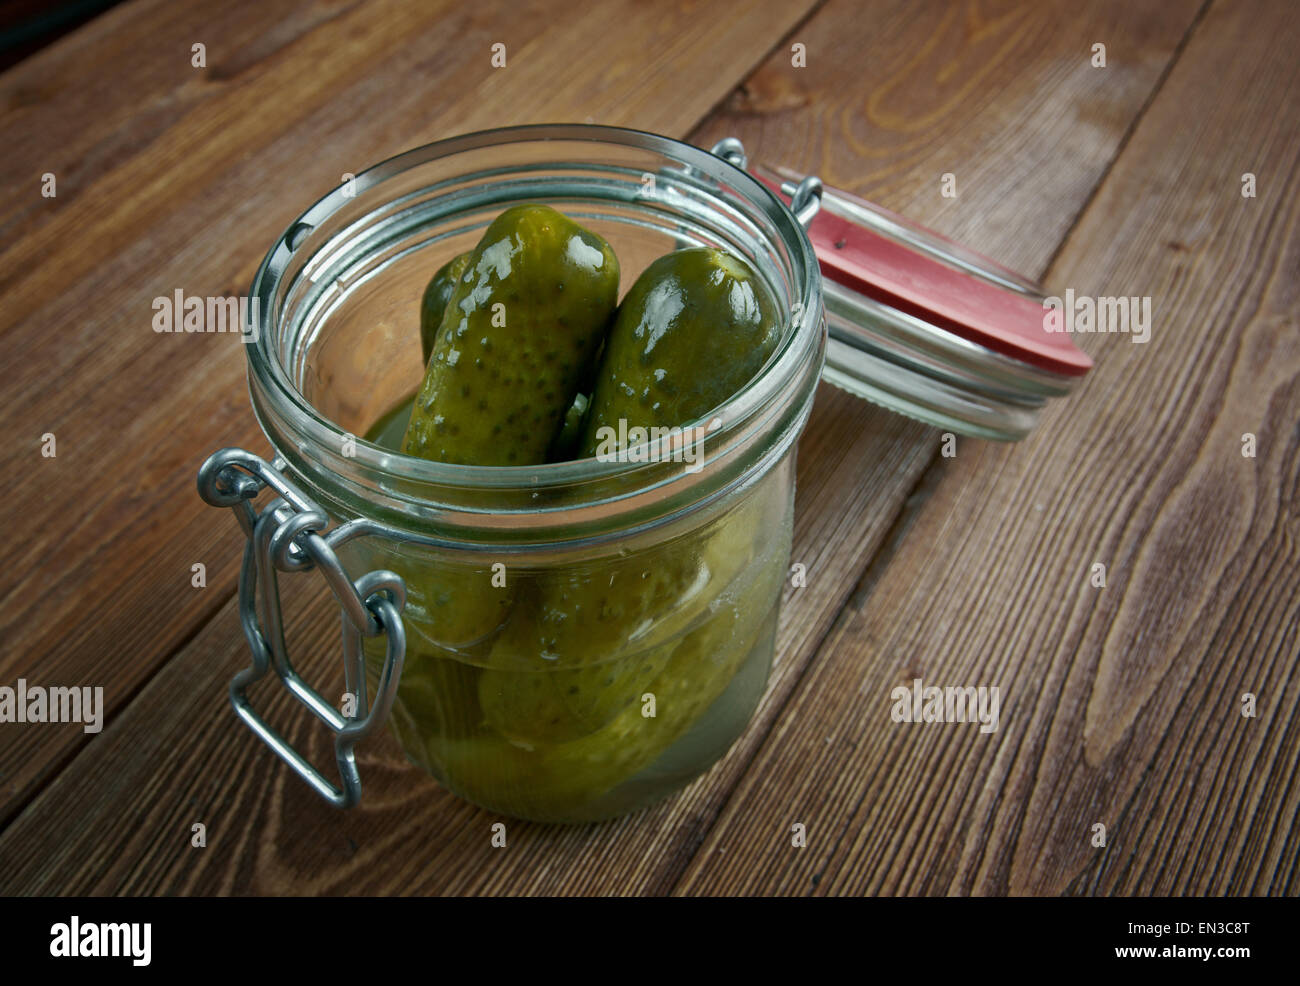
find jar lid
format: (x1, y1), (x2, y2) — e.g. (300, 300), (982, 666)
(751, 162), (1092, 441)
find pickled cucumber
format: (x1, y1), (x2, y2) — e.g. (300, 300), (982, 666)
(420, 252), (471, 365)
(402, 204), (620, 466)
(478, 632), (671, 746)
(388, 644), (484, 745)
(481, 537), (708, 671)
(580, 247), (781, 456)
(356, 397), (513, 652)
(385, 205), (619, 652)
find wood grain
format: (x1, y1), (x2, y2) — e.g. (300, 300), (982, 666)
(0, 0), (360, 240)
(675, 0), (1300, 896)
(0, 0), (820, 825)
(0, 0), (1207, 894)
(691, 0), (1207, 277)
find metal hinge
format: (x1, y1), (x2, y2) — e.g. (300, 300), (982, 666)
(709, 137), (823, 228)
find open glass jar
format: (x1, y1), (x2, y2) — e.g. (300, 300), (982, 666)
(198, 125), (825, 823)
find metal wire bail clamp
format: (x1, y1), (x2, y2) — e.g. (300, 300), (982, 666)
(196, 447), (407, 808)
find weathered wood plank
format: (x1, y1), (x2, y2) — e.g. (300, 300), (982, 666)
(0, 0), (361, 241)
(675, 0), (1300, 896)
(0, 0), (820, 824)
(0, 0), (1203, 893)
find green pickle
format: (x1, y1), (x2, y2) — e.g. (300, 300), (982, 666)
(368, 228), (788, 822)
(482, 247), (782, 667)
(580, 247), (782, 455)
(403, 203), (619, 466)
(374, 205), (619, 657)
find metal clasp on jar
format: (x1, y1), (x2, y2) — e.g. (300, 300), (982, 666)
(196, 448), (407, 808)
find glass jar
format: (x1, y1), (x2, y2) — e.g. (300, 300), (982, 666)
(221, 125), (825, 823)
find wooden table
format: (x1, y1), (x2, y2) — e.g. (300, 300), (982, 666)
(1, 0), (1295, 896)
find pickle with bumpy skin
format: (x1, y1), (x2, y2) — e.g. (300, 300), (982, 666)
(420, 253), (471, 365)
(355, 395), (511, 652)
(402, 204), (620, 466)
(371, 235), (792, 820)
(388, 205), (618, 652)
(478, 601), (673, 745)
(388, 645), (485, 746)
(481, 534), (707, 671)
(580, 246), (781, 456)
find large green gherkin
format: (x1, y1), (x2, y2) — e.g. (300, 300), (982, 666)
(375, 205), (618, 659)
(580, 247), (782, 456)
(402, 204), (619, 466)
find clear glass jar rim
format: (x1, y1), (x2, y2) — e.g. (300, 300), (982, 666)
(245, 123), (823, 494)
